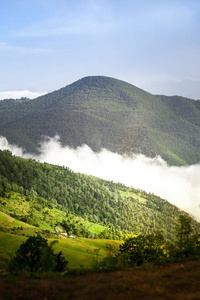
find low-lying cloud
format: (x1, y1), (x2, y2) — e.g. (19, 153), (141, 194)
(0, 90), (46, 100)
(1, 135), (200, 221)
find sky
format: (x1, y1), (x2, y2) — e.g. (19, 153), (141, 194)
(0, 0), (200, 99)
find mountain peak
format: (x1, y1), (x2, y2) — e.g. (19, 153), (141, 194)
(1, 76), (200, 165)
(69, 75), (143, 92)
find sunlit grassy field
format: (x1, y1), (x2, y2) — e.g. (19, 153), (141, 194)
(0, 231), (121, 271)
(0, 211), (34, 229)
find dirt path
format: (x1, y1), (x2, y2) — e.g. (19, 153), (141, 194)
(1, 260), (200, 300)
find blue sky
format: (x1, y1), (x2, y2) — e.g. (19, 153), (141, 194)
(1, 0), (200, 98)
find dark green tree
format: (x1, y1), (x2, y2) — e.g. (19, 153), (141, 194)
(8, 235), (68, 275)
(176, 215), (194, 257)
(119, 233), (166, 266)
(54, 250), (69, 272)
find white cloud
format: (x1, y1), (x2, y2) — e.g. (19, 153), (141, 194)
(1, 135), (200, 221)
(0, 136), (24, 156)
(0, 90), (46, 100)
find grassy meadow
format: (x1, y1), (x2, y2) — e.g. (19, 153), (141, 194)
(0, 230), (121, 272)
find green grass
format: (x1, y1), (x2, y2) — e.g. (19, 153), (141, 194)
(47, 237), (121, 269)
(0, 211), (34, 229)
(164, 151), (187, 166)
(0, 232), (26, 261)
(119, 190), (147, 204)
(88, 224), (108, 234)
(0, 231), (121, 271)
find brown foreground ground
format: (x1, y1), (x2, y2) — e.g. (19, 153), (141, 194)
(1, 259), (200, 300)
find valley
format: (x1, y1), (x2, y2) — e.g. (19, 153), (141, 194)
(1, 0), (200, 298)
(0, 149), (200, 275)
(0, 77), (200, 299)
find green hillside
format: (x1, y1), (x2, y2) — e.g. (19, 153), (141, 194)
(0, 191), (109, 238)
(0, 231), (121, 271)
(0, 76), (200, 165)
(1, 150), (200, 242)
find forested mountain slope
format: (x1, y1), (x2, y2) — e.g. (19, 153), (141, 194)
(1, 150), (200, 241)
(0, 76), (200, 165)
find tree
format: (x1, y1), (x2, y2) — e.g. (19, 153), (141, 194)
(54, 250), (69, 272)
(119, 233), (165, 266)
(8, 235), (68, 275)
(176, 215), (194, 257)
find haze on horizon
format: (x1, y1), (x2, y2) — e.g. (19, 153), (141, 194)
(0, 0), (200, 99)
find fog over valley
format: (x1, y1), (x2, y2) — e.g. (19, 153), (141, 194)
(0, 135), (200, 221)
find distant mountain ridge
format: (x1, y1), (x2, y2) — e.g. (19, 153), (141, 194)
(0, 76), (200, 166)
(142, 79), (200, 100)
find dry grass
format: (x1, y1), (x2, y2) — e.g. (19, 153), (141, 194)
(1, 259), (200, 300)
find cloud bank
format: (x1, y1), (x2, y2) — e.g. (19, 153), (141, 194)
(0, 135), (200, 221)
(0, 90), (46, 100)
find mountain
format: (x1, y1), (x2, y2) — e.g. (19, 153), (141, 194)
(1, 149), (200, 241)
(0, 76), (200, 165)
